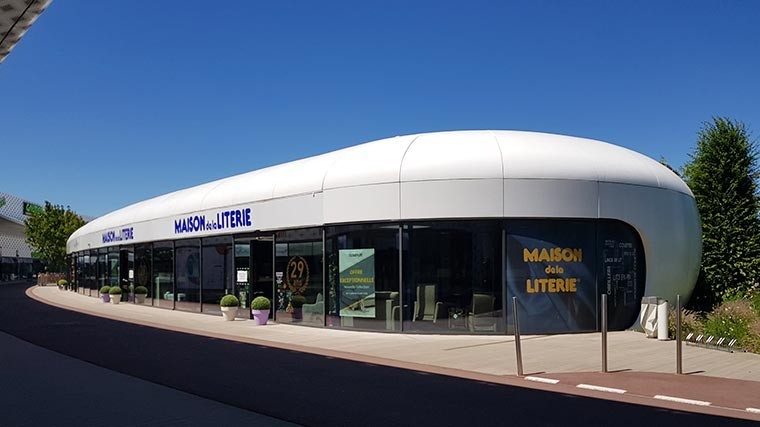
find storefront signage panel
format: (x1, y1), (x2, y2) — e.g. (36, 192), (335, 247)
(506, 221), (597, 334)
(102, 227), (134, 244)
(174, 207), (252, 235)
(339, 248), (376, 318)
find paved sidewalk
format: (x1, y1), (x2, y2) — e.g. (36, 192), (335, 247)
(30, 286), (760, 420)
(33, 286), (760, 381)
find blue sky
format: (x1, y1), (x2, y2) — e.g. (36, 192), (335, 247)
(1, 1), (759, 217)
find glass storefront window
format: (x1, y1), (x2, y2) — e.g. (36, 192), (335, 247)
(598, 220), (646, 330)
(175, 239), (201, 312)
(234, 242), (251, 310)
(65, 218), (644, 334)
(135, 244), (153, 305)
(327, 224), (400, 331)
(201, 236), (233, 314)
(88, 251), (97, 296)
(120, 247), (134, 302)
(506, 220), (597, 334)
(153, 242), (174, 309)
(108, 247), (122, 301)
(97, 248), (108, 296)
(275, 228), (323, 326)
(403, 221), (503, 334)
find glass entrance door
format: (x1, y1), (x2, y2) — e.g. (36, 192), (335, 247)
(251, 238), (274, 319)
(234, 236), (274, 319)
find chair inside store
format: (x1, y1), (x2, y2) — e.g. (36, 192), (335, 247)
(413, 284), (443, 322)
(468, 293), (496, 332)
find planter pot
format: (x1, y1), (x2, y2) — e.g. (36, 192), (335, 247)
(292, 307), (303, 321)
(252, 309), (269, 325)
(135, 294), (146, 304)
(100, 293), (110, 303)
(110, 295), (121, 304)
(221, 306), (238, 321)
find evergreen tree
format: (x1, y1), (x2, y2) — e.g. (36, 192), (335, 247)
(683, 117), (760, 310)
(24, 202), (86, 272)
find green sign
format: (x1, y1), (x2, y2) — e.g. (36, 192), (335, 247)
(23, 202), (42, 216)
(339, 248), (375, 318)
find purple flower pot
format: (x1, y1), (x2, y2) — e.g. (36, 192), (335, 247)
(252, 309), (269, 325)
(101, 293), (110, 303)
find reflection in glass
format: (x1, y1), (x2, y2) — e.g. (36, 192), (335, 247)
(598, 220), (646, 330)
(403, 221), (503, 334)
(97, 248), (108, 296)
(327, 225), (400, 331)
(202, 236), (233, 315)
(153, 242), (174, 309)
(88, 251), (97, 296)
(175, 239), (201, 312)
(275, 229), (323, 326)
(135, 244), (152, 305)
(234, 242), (251, 311)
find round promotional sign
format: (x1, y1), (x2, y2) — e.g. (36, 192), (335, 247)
(285, 256), (310, 294)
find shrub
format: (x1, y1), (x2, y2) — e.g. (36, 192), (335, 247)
(291, 295), (306, 308)
(703, 300), (756, 347)
(99, 286), (111, 294)
(109, 286), (123, 295)
(668, 308), (704, 339)
(220, 295), (240, 307)
(743, 318), (760, 353)
(749, 291), (760, 316)
(57, 279), (68, 287)
(251, 296), (271, 310)
(134, 286), (148, 295)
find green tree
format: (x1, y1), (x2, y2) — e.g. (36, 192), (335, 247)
(683, 117), (760, 310)
(24, 202), (86, 272)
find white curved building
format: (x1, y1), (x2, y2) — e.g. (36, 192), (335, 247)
(66, 131), (701, 334)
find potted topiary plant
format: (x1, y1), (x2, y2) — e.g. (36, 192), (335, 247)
(220, 295), (240, 321)
(99, 286), (111, 303)
(109, 286), (122, 304)
(134, 286), (148, 304)
(291, 295), (306, 321)
(251, 296), (271, 325)
(57, 279), (67, 291)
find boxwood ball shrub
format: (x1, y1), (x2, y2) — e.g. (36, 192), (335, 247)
(100, 286), (111, 294)
(220, 295), (240, 307)
(57, 279), (68, 287)
(291, 295), (306, 308)
(251, 296), (271, 310)
(134, 286), (148, 295)
(109, 286), (123, 295)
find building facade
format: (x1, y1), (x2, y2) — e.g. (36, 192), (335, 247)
(66, 131), (702, 334)
(0, 192), (46, 281)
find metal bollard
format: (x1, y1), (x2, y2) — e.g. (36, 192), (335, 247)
(513, 297), (524, 376)
(676, 294), (682, 374)
(601, 293), (608, 373)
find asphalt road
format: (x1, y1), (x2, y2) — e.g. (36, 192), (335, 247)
(0, 283), (750, 426)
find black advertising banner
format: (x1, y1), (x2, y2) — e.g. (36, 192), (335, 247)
(506, 221), (597, 334)
(598, 221), (645, 330)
